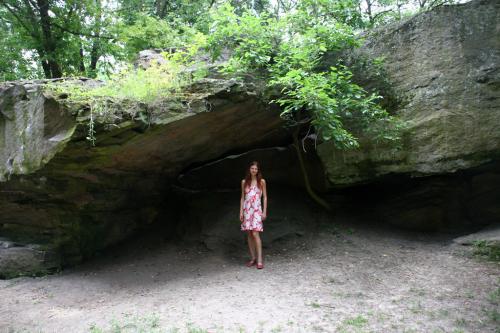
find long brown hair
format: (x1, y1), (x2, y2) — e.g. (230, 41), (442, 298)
(244, 161), (263, 190)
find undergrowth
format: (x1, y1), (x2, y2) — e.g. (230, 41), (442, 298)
(472, 240), (500, 262)
(45, 50), (208, 146)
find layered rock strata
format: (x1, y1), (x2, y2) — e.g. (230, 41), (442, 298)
(0, 78), (287, 277)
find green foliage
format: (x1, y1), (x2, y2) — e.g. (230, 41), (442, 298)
(207, 3), (403, 150)
(47, 54), (204, 145)
(93, 62), (188, 103)
(207, 4), (279, 74)
(336, 314), (370, 332)
(114, 13), (202, 61)
(0, 0), (461, 81)
(344, 314), (369, 327)
(472, 240), (500, 262)
(360, 0), (460, 28)
(0, 0), (120, 79)
(294, 0), (364, 28)
(0, 18), (42, 80)
(51, 56), (195, 105)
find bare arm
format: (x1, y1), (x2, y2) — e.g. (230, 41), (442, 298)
(240, 180), (245, 221)
(261, 179), (267, 219)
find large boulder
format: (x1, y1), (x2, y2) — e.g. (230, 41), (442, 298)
(0, 80), (79, 181)
(317, 0), (500, 186)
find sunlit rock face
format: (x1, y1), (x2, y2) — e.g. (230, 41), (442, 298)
(318, 0), (500, 186)
(0, 77), (288, 277)
(0, 81), (78, 182)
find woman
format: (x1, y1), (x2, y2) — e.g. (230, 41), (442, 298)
(240, 161), (267, 269)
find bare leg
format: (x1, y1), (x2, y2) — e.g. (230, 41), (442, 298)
(252, 231), (263, 264)
(247, 231), (256, 261)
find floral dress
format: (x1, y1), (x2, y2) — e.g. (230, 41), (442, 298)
(241, 182), (263, 232)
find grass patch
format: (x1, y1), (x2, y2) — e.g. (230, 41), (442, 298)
(87, 315), (215, 333)
(309, 301), (321, 308)
(472, 240), (500, 262)
(438, 309), (450, 318)
(488, 287), (500, 305)
(336, 315), (369, 333)
(270, 325), (283, 332)
(464, 291), (475, 299)
(454, 318), (467, 327)
(408, 300), (423, 314)
(484, 308), (500, 323)
(409, 287), (426, 296)
(185, 322), (211, 333)
(89, 313), (161, 333)
(345, 228), (355, 235)
(343, 315), (368, 327)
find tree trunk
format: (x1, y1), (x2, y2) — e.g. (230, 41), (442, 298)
(292, 126), (331, 211)
(79, 47), (86, 73)
(37, 48), (51, 78)
(89, 0), (102, 77)
(155, 0), (169, 18)
(36, 0), (62, 78)
(365, 0), (374, 25)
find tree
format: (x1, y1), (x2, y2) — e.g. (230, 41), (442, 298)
(360, 0), (458, 27)
(207, 2), (403, 209)
(0, 11), (41, 80)
(0, 0), (116, 79)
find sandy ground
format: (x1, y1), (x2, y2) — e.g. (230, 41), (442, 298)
(0, 219), (499, 333)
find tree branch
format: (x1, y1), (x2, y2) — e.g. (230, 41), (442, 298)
(372, 9), (393, 21)
(51, 21), (114, 39)
(0, 2), (38, 39)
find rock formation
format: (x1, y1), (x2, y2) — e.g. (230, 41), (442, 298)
(1, 0), (499, 278)
(316, 0), (500, 232)
(0, 77), (288, 277)
(317, 0), (500, 185)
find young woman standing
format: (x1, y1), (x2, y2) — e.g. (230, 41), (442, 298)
(240, 161), (267, 269)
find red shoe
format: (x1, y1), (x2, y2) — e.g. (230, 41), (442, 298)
(246, 259), (256, 267)
(256, 262), (264, 269)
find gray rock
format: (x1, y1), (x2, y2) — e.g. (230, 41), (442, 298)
(453, 225), (500, 245)
(0, 240), (19, 249)
(135, 49), (169, 69)
(0, 84), (76, 182)
(317, 0), (500, 186)
(0, 242), (60, 278)
(0, 77), (287, 277)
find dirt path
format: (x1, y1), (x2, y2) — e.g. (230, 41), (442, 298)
(1, 220), (498, 333)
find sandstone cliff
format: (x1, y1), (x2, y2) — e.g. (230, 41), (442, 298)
(317, 0), (500, 185)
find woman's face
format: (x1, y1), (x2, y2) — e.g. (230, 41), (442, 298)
(250, 165), (258, 176)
